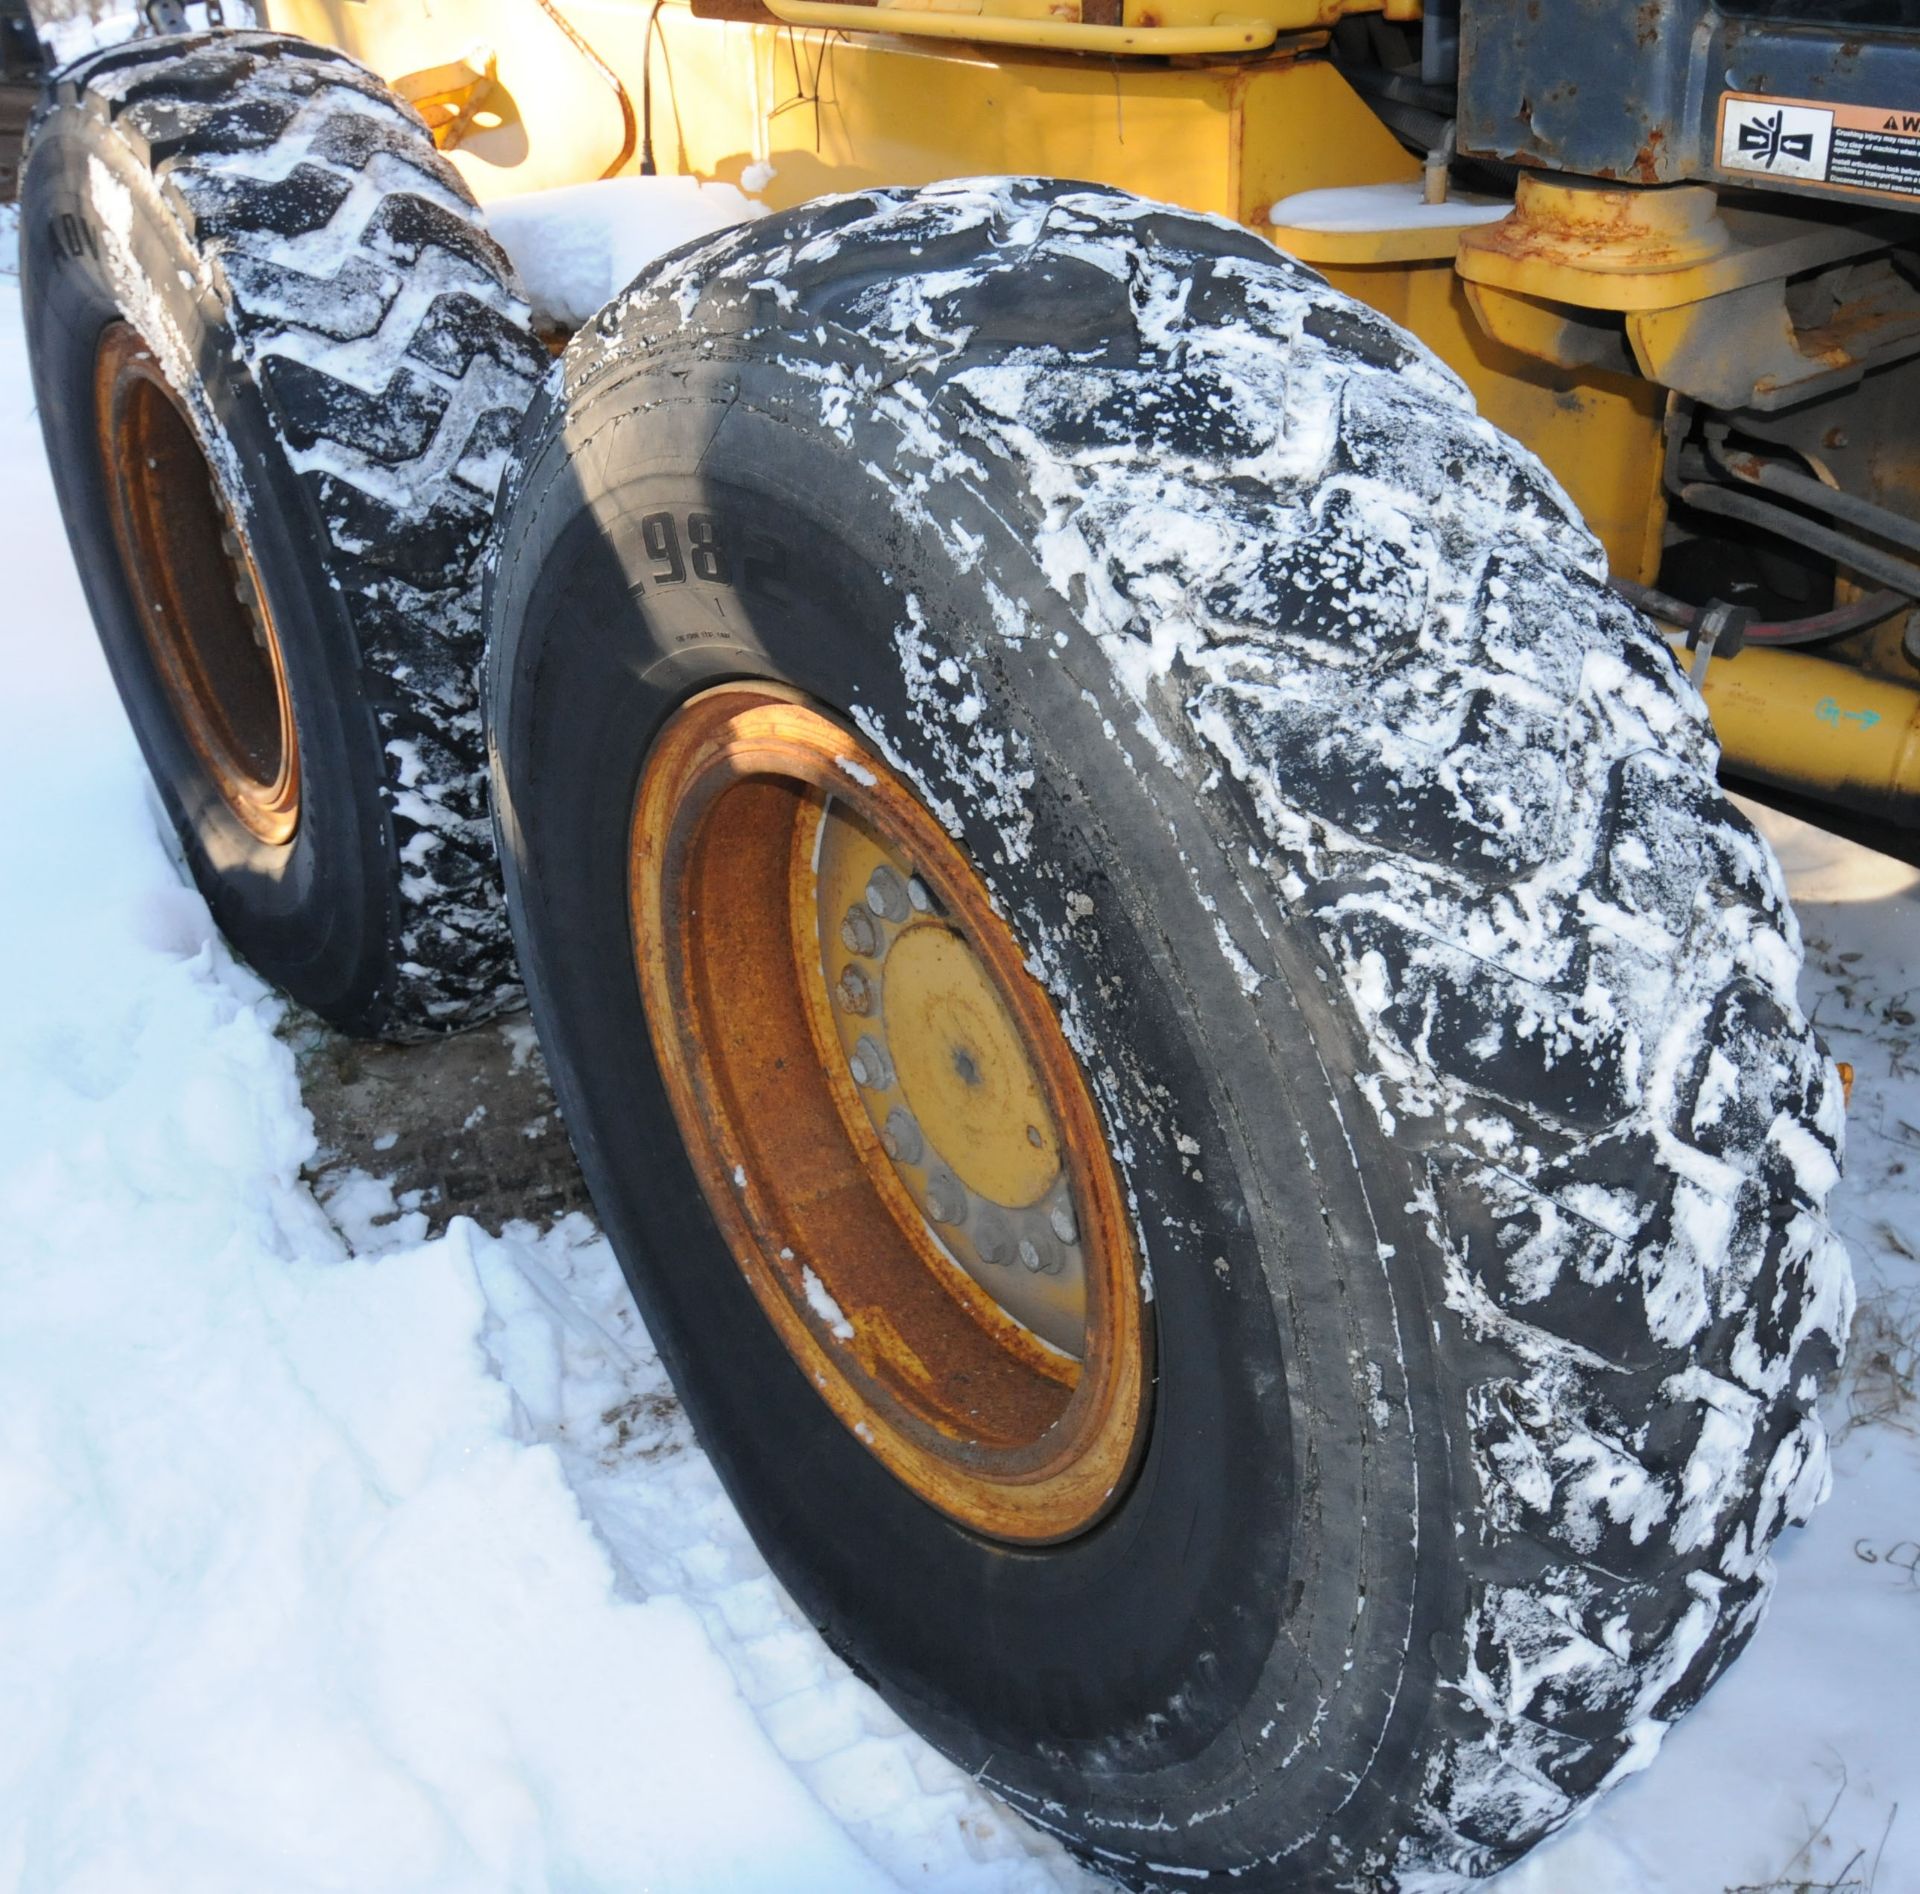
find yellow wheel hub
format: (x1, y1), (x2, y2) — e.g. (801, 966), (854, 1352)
(629, 684), (1149, 1543)
(867, 927), (1061, 1206)
(810, 809), (1085, 1354)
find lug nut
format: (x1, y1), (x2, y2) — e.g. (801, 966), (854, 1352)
(1017, 1235), (1047, 1273)
(841, 905), (881, 957)
(925, 1168), (967, 1225)
(880, 1108), (923, 1164)
(974, 1213), (1012, 1265)
(849, 1034), (894, 1091)
(907, 876), (933, 912)
(1049, 1199), (1078, 1245)
(866, 865), (910, 922)
(836, 964), (876, 1015)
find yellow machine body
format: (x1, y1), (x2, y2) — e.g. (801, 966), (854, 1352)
(263, 0), (1920, 820)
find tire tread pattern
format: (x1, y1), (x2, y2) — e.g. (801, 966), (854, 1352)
(546, 182), (1853, 1888)
(49, 31), (544, 1033)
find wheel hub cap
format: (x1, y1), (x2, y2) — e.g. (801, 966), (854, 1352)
(814, 812), (1085, 1353)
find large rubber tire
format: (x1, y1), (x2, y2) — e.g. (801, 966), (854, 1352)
(21, 31), (546, 1037)
(487, 182), (1854, 1889)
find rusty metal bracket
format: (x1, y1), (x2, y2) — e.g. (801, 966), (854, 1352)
(1455, 176), (1900, 316)
(1455, 174), (1920, 412)
(1630, 261), (1920, 413)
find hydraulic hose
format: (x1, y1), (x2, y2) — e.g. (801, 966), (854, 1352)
(1676, 481), (1920, 602)
(1704, 432), (1920, 561)
(1610, 576), (1909, 648)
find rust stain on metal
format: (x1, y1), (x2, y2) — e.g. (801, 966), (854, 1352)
(93, 322), (300, 847)
(1463, 173), (1726, 275)
(530, 0), (638, 179)
(1631, 124), (1667, 184)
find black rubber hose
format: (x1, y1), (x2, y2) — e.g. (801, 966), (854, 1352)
(1676, 481), (1920, 601)
(1609, 575), (1909, 647)
(639, 0), (663, 177)
(1706, 436), (1920, 561)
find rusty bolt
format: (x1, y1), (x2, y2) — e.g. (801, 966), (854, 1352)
(925, 1167), (967, 1225)
(841, 905), (882, 957)
(836, 964), (876, 1015)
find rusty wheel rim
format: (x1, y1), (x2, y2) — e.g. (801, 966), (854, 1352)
(631, 685), (1150, 1544)
(94, 322), (299, 846)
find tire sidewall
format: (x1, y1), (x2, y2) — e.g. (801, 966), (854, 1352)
(490, 346), (1457, 1871)
(23, 98), (395, 1027)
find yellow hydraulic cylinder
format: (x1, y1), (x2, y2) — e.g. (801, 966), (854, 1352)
(1686, 642), (1920, 821)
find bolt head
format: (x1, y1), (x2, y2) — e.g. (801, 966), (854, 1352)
(851, 1034), (893, 1091)
(925, 1167), (967, 1225)
(880, 1108), (923, 1164)
(907, 876), (932, 912)
(974, 1213), (1011, 1264)
(1048, 1200), (1078, 1245)
(836, 965), (876, 1015)
(840, 905), (881, 957)
(1019, 1233), (1064, 1275)
(865, 865), (910, 922)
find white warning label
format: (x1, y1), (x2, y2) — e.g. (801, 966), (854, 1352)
(1718, 92), (1920, 203)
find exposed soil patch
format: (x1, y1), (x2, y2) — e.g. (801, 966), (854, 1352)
(285, 1009), (595, 1237)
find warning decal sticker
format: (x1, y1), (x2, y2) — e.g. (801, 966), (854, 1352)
(1718, 93), (1920, 203)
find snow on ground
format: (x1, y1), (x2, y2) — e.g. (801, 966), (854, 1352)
(0, 266), (1080, 1893)
(1, 235), (1917, 1889)
(486, 180), (766, 332)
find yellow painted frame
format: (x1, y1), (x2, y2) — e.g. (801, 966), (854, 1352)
(264, 0), (1668, 580)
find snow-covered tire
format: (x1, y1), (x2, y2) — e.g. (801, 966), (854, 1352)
(20, 31), (545, 1037)
(487, 180), (1853, 1889)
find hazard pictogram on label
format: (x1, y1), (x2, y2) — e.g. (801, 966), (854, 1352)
(1718, 92), (1920, 204)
